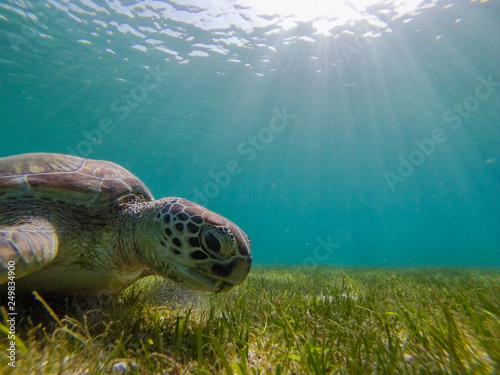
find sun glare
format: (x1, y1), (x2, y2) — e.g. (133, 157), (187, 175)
(240, 0), (428, 34)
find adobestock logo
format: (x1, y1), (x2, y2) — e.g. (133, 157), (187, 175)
(302, 230), (351, 268)
(192, 107), (296, 206)
(335, 23), (374, 65)
(66, 66), (169, 157)
(442, 75), (499, 129)
(384, 74), (499, 192)
(8, 1), (70, 53)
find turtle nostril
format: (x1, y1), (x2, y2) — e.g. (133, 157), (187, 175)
(191, 250), (208, 260)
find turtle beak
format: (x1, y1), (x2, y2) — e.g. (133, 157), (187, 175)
(164, 252), (252, 293)
(216, 282), (234, 293)
(166, 265), (237, 293)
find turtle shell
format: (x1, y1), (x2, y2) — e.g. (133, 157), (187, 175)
(0, 153), (153, 206)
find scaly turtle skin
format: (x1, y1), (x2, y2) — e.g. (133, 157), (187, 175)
(0, 153), (252, 295)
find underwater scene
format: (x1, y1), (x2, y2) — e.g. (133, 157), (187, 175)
(0, 0), (499, 373)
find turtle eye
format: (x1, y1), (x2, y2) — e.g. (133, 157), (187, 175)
(202, 229), (221, 253)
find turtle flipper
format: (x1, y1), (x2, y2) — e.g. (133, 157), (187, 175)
(0, 222), (58, 284)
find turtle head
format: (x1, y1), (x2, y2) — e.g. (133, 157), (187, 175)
(146, 198), (252, 292)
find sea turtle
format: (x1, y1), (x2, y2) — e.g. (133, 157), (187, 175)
(0, 153), (251, 295)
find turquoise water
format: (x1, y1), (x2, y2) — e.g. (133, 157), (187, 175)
(0, 0), (498, 267)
